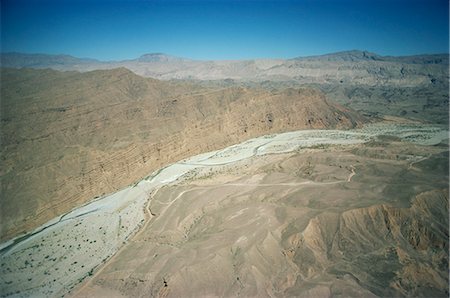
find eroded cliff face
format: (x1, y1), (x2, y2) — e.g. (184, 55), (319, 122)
(291, 189), (448, 297)
(0, 67), (364, 241)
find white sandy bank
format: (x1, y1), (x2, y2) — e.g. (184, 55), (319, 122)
(0, 123), (447, 297)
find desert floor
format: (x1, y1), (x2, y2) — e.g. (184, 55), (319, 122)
(1, 122), (448, 297)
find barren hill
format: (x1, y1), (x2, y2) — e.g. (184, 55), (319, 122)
(71, 130), (448, 298)
(0, 67), (363, 241)
(3, 50), (447, 123)
(2, 51), (447, 86)
(2, 51), (448, 84)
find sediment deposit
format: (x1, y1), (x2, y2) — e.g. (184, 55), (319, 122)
(1, 123), (447, 297)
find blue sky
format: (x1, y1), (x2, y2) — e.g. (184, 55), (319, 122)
(1, 0), (448, 60)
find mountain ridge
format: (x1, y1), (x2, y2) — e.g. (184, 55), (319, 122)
(2, 50), (447, 88)
(292, 50), (449, 63)
(136, 53), (193, 63)
(2, 50), (448, 64)
(0, 66), (364, 242)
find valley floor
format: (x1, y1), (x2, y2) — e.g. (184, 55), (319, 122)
(0, 122), (448, 297)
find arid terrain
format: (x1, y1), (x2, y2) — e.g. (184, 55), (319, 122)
(77, 131), (449, 298)
(3, 50), (448, 123)
(0, 123), (448, 297)
(0, 51), (449, 297)
(0, 67), (361, 242)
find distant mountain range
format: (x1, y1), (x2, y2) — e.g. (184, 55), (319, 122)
(1, 51), (448, 297)
(2, 50), (448, 124)
(293, 50), (449, 64)
(1, 50), (448, 84)
(2, 50), (448, 65)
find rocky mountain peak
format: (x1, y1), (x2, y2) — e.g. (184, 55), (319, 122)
(294, 50), (382, 62)
(136, 53), (189, 63)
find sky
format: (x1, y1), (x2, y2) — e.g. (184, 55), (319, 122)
(1, 0), (449, 60)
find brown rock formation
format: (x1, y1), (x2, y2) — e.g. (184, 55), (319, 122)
(72, 138), (448, 297)
(0, 67), (363, 241)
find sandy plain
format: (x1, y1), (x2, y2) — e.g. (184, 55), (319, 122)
(0, 122), (448, 297)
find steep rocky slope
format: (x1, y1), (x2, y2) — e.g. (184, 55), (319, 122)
(3, 50), (447, 123)
(0, 67), (363, 241)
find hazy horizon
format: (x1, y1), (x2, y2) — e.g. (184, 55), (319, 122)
(1, 0), (448, 61)
(2, 48), (450, 62)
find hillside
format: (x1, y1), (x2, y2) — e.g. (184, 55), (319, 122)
(0, 67), (363, 241)
(77, 141), (448, 298)
(2, 50), (448, 123)
(1, 123), (448, 297)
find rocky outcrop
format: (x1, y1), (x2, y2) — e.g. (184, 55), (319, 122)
(0, 67), (363, 241)
(292, 189), (449, 297)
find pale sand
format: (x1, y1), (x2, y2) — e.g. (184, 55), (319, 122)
(0, 123), (447, 297)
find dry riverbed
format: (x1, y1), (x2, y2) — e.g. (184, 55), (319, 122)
(0, 122), (447, 297)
